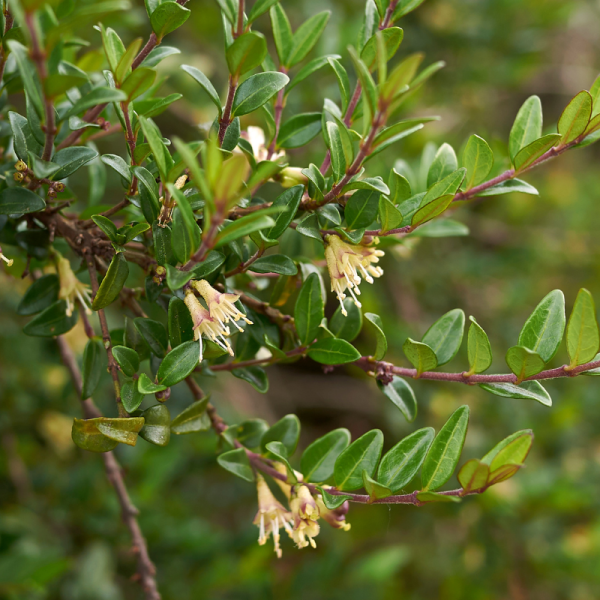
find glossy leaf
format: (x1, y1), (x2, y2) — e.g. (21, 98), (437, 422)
(134, 318), (168, 358)
(376, 376), (417, 422)
(121, 380), (145, 413)
(307, 338), (361, 365)
(81, 338), (106, 399)
(139, 405), (171, 446)
(363, 471), (392, 500)
(514, 133), (561, 172)
(505, 346), (545, 381)
(422, 309), (465, 366)
(345, 189), (380, 230)
(232, 366), (269, 393)
(295, 273), (324, 345)
(558, 90), (592, 144)
(461, 134), (493, 189)
(261, 414), (301, 456)
(23, 300), (78, 337)
(264, 185), (304, 240)
(157, 341), (199, 387)
(137, 373), (167, 395)
(466, 316), (492, 375)
(17, 274), (59, 315)
(566, 288), (600, 368)
(365, 312), (387, 360)
(150, 1), (190, 40)
(330, 299), (363, 342)
(479, 381), (552, 406)
(232, 72), (289, 116)
(171, 398), (211, 434)
(287, 11), (330, 67)
(0, 187), (45, 215)
(181, 65), (222, 115)
(402, 338), (438, 375)
(457, 459), (489, 493)
(508, 95), (542, 161)
(301, 429), (351, 483)
(334, 429), (384, 491)
(251, 255), (297, 276)
(226, 31), (267, 76)
(91, 253), (129, 311)
(217, 448), (254, 482)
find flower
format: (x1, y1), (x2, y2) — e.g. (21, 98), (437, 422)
(184, 289), (233, 361)
(0, 247), (13, 268)
(57, 256), (92, 316)
(324, 235), (385, 315)
(191, 279), (252, 333)
(242, 126), (285, 163)
(315, 495), (351, 531)
(278, 166), (308, 188)
(291, 518), (320, 549)
(289, 484), (321, 549)
(253, 474), (294, 558)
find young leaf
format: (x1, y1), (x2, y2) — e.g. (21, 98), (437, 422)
(402, 338), (438, 376)
(518, 289), (566, 363)
(330, 299), (363, 342)
(326, 121), (346, 182)
(334, 429), (384, 491)
(427, 143), (457, 187)
(558, 90), (592, 144)
(121, 380), (145, 414)
(508, 95), (542, 161)
(461, 134), (493, 189)
(513, 133), (561, 172)
(362, 470), (392, 500)
(270, 4), (293, 65)
(481, 429), (534, 466)
(137, 373), (167, 395)
(422, 309), (465, 366)
(301, 429), (351, 482)
(214, 212), (277, 248)
(566, 288), (600, 368)
(365, 312), (387, 360)
(378, 196), (403, 232)
(376, 376), (417, 422)
(466, 316), (492, 375)
(457, 459), (489, 494)
(226, 31), (268, 76)
(150, 1), (191, 40)
(377, 427), (434, 492)
(295, 273), (324, 345)
(505, 346), (545, 381)
(421, 405), (470, 491)
(171, 399), (211, 434)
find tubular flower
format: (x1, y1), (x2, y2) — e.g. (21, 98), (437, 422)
(315, 496), (351, 531)
(279, 166), (308, 188)
(290, 485), (321, 549)
(57, 256), (92, 316)
(324, 235), (385, 315)
(191, 279), (252, 333)
(0, 247), (13, 267)
(253, 474), (294, 558)
(184, 289), (233, 360)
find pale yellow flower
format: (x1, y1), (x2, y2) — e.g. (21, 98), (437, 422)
(0, 247), (13, 267)
(242, 126), (285, 163)
(279, 166), (308, 188)
(315, 495), (351, 531)
(191, 280), (252, 333)
(324, 235), (384, 315)
(291, 516), (320, 549)
(289, 484), (321, 549)
(253, 474), (294, 558)
(57, 256), (92, 316)
(184, 289), (233, 360)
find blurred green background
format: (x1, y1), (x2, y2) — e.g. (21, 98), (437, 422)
(2, 0), (600, 598)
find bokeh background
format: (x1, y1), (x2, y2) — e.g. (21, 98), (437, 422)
(2, 0), (600, 598)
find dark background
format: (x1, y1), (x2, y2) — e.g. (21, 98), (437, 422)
(2, 0), (600, 598)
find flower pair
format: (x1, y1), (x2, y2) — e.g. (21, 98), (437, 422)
(184, 280), (252, 361)
(324, 235), (385, 316)
(253, 474), (350, 558)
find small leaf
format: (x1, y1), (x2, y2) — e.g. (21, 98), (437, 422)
(171, 398), (211, 434)
(508, 95), (543, 161)
(217, 448), (254, 481)
(402, 338), (437, 376)
(265, 441), (297, 483)
(261, 414), (301, 456)
(168, 296), (194, 347)
(376, 376), (417, 422)
(558, 90), (592, 144)
(301, 429), (351, 482)
(63, 87), (127, 118)
(0, 188), (45, 215)
(134, 318), (168, 358)
(23, 300), (78, 337)
(157, 340), (199, 387)
(362, 470), (392, 500)
(72, 417), (143, 452)
(121, 67), (156, 101)
(330, 299), (363, 342)
(334, 429), (384, 491)
(427, 143), (457, 187)
(457, 459), (489, 493)
(513, 133), (561, 172)
(377, 427), (434, 492)
(121, 380), (145, 414)
(181, 65), (222, 115)
(286, 11), (331, 67)
(278, 112), (322, 148)
(478, 381), (552, 407)
(17, 274), (59, 316)
(226, 31), (268, 76)
(232, 366), (269, 393)
(232, 72), (289, 117)
(481, 429), (533, 466)
(505, 346), (545, 381)
(214, 212), (277, 247)
(477, 178), (539, 197)
(137, 373), (167, 395)
(365, 312), (387, 360)
(91, 253), (129, 311)
(566, 288), (600, 368)
(265, 185), (304, 240)
(466, 316), (492, 375)
(422, 309), (465, 366)
(307, 338), (361, 365)
(421, 405), (469, 491)
(461, 134), (493, 189)
(317, 486), (352, 509)
(150, 0), (191, 40)
(417, 491), (461, 503)
(250, 255), (298, 275)
(139, 405), (171, 446)
(295, 272), (324, 345)
(345, 189), (380, 230)
(326, 121), (347, 183)
(81, 338), (106, 399)
(96, 418), (145, 446)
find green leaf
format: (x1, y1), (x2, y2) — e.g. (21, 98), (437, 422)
(214, 212), (277, 248)
(9, 112), (40, 162)
(461, 134), (493, 189)
(330, 299), (363, 342)
(287, 11), (330, 67)
(422, 309), (464, 366)
(63, 87), (127, 118)
(226, 31), (268, 76)
(81, 338), (106, 399)
(505, 346), (545, 381)
(92, 253), (129, 310)
(137, 373), (167, 395)
(51, 147), (99, 180)
(301, 428), (351, 483)
(286, 55), (341, 95)
(121, 67), (156, 101)
(362, 470), (392, 500)
(171, 398), (211, 434)
(360, 26), (404, 72)
(412, 219), (469, 238)
(153, 222), (174, 266)
(466, 316), (492, 375)
(421, 405), (469, 491)
(278, 113), (322, 148)
(139, 405), (171, 447)
(392, 0), (426, 19)
(308, 338), (361, 365)
(294, 273), (324, 345)
(248, 0), (278, 22)
(378, 196), (403, 233)
(427, 143), (457, 187)
(112, 345), (140, 377)
(265, 441), (297, 483)
(479, 381), (551, 407)
(250, 255), (297, 275)
(226, 419), (269, 450)
(377, 427), (434, 492)
(558, 90), (592, 144)
(326, 121), (346, 182)
(134, 93), (183, 118)
(376, 376), (417, 422)
(232, 366), (269, 393)
(191, 250), (226, 279)
(345, 189), (380, 230)
(566, 288), (600, 368)
(0, 187), (45, 215)
(364, 312), (387, 360)
(317, 486), (352, 509)
(169, 185), (201, 262)
(232, 72), (289, 117)
(477, 178), (538, 197)
(168, 297), (194, 347)
(411, 194), (453, 228)
(260, 414), (301, 456)
(518, 289), (565, 363)
(457, 459), (489, 493)
(417, 491), (461, 503)
(134, 318), (168, 358)
(217, 448), (254, 481)
(513, 133), (561, 172)
(508, 95), (542, 161)
(121, 380), (145, 414)
(402, 338), (437, 376)
(114, 37), (142, 84)
(157, 341), (199, 387)
(138, 116), (170, 181)
(481, 429), (533, 466)
(270, 4), (293, 64)
(23, 300), (78, 337)
(264, 185), (304, 240)
(17, 274), (59, 316)
(348, 46), (377, 117)
(72, 417), (144, 452)
(102, 154), (132, 186)
(343, 177), (390, 195)
(328, 58), (351, 113)
(150, 0), (190, 40)
(334, 429), (384, 491)
(7, 41), (44, 119)
(100, 25), (126, 72)
(181, 65), (222, 115)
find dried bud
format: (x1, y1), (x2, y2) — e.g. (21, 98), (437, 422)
(54, 182), (65, 192)
(13, 171), (24, 182)
(15, 160), (27, 172)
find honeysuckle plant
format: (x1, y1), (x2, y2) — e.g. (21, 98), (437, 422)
(2, 0), (600, 596)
